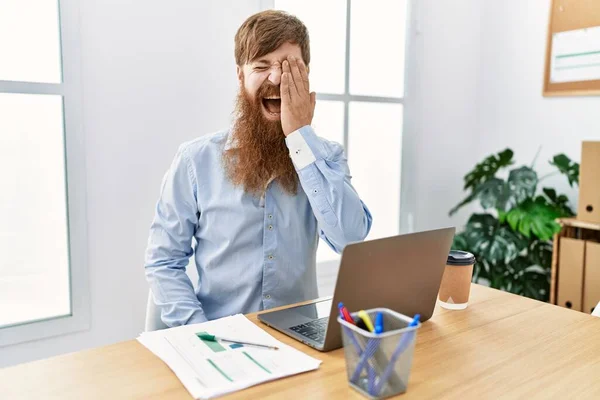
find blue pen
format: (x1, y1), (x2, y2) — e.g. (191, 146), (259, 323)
(375, 312), (384, 334)
(351, 311), (384, 386)
(374, 314), (421, 395)
(339, 303), (377, 387)
(408, 313), (420, 328)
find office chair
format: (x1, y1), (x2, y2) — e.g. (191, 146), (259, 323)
(144, 290), (169, 331)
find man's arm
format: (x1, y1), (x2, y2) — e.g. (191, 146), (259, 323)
(280, 55), (372, 252)
(286, 126), (372, 252)
(144, 145), (207, 327)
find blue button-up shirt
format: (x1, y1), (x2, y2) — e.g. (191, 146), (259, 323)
(145, 125), (372, 327)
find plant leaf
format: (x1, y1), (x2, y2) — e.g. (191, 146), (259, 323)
(550, 154), (579, 187)
(507, 166), (537, 204)
(450, 178), (509, 216)
(472, 258), (491, 283)
(463, 149), (514, 191)
(504, 197), (562, 241)
(521, 269), (550, 301)
(498, 209), (508, 223)
(506, 207), (523, 232)
(450, 149), (514, 216)
(462, 214), (528, 264)
(528, 240), (553, 268)
(521, 216), (532, 238)
(543, 187), (557, 202)
(500, 255), (549, 301)
(478, 178), (510, 211)
(452, 232), (469, 251)
(542, 187), (575, 217)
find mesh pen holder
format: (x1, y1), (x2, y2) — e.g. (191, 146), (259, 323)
(337, 308), (421, 399)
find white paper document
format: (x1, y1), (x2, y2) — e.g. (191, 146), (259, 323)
(550, 26), (600, 83)
(137, 314), (322, 399)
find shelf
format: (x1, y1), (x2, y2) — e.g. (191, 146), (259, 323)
(558, 218), (600, 232)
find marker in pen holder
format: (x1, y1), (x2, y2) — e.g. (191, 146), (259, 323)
(337, 308), (421, 399)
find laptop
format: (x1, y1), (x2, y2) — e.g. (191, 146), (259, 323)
(257, 227), (455, 352)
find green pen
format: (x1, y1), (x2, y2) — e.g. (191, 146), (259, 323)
(197, 333), (279, 350)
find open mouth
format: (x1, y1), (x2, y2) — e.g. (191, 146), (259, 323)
(261, 96), (281, 117)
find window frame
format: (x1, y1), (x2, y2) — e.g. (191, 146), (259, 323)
(268, 0), (410, 262)
(271, 0), (405, 153)
(0, 0), (90, 347)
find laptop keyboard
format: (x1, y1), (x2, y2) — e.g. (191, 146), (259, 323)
(289, 317), (329, 343)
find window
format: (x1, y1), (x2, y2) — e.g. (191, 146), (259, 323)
(0, 0), (89, 346)
(273, 0), (408, 263)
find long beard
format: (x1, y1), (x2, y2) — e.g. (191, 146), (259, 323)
(223, 84), (298, 196)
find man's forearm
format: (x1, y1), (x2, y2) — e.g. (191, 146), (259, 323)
(286, 125), (372, 252)
(146, 263), (207, 327)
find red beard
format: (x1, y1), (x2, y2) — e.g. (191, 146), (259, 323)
(223, 82), (298, 196)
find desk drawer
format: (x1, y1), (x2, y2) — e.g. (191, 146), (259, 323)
(557, 237), (585, 311)
(584, 241), (600, 314)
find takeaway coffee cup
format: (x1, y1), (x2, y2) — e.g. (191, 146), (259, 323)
(438, 250), (476, 310)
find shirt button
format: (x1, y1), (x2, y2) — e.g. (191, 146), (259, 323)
(268, 255), (274, 260)
(265, 294), (271, 299)
(313, 189), (318, 194)
(268, 225), (273, 231)
(268, 214), (273, 219)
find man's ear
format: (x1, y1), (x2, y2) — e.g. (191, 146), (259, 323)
(236, 66), (243, 84)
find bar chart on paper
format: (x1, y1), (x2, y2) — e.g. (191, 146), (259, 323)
(177, 329), (278, 384)
(196, 331), (227, 352)
(137, 314), (321, 399)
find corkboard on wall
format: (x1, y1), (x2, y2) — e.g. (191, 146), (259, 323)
(543, 0), (600, 96)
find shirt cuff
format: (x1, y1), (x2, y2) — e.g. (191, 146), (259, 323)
(285, 125), (323, 170)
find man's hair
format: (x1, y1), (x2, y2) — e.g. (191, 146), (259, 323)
(235, 10), (310, 66)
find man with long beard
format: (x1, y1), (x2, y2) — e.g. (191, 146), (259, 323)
(145, 10), (372, 327)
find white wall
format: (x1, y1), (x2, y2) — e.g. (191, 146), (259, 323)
(0, 0), (263, 368)
(477, 0), (600, 204)
(401, 0), (483, 233)
(403, 0), (600, 234)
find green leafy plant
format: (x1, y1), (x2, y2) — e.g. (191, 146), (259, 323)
(450, 149), (579, 301)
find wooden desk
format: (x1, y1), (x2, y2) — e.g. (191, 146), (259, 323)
(3, 284), (600, 399)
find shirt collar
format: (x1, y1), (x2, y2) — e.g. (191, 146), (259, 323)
(224, 130), (237, 151)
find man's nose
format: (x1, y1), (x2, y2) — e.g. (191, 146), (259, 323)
(268, 65), (282, 85)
